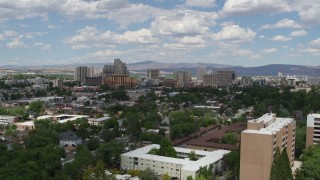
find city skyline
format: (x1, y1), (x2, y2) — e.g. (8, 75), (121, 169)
(0, 0), (320, 67)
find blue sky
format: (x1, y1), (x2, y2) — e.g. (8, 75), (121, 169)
(0, 0), (319, 67)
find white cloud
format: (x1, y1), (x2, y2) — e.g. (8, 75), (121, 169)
(105, 3), (167, 28)
(163, 35), (206, 50)
(151, 9), (217, 36)
(185, 0), (215, 8)
(289, 30), (308, 37)
(179, 36), (205, 45)
(4, 30), (18, 37)
(291, 0), (320, 25)
(47, 24), (61, 29)
(113, 28), (158, 44)
(309, 38), (320, 47)
(301, 48), (320, 56)
(260, 19), (302, 29)
(93, 49), (124, 57)
(221, 0), (290, 15)
(210, 48), (260, 58)
(6, 38), (27, 48)
(262, 48), (277, 54)
(0, 0), (163, 27)
(0, 34), (4, 41)
(65, 26), (159, 49)
(212, 24), (256, 43)
(271, 35), (292, 42)
(33, 42), (52, 50)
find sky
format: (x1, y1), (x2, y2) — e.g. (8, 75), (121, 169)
(0, 0), (320, 67)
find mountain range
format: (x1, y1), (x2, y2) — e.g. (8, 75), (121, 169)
(0, 61), (319, 77)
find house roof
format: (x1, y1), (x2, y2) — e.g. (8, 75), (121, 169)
(59, 130), (81, 141)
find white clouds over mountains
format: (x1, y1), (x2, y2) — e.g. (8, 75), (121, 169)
(1, 0), (320, 66)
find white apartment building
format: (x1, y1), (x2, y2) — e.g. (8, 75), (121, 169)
(0, 116), (16, 125)
(306, 114), (320, 148)
(88, 116), (111, 126)
(121, 144), (229, 180)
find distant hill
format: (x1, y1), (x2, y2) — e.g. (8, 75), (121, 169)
(1, 61), (319, 76)
(228, 64), (320, 76)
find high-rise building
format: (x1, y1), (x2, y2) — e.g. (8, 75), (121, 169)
(203, 74), (217, 87)
(306, 114), (320, 148)
(217, 70), (235, 87)
(147, 69), (160, 79)
(239, 113), (296, 180)
(197, 65), (207, 81)
(102, 64), (114, 78)
(114, 59), (129, 76)
(52, 79), (63, 87)
(173, 71), (192, 87)
(101, 59), (134, 88)
(74, 66), (94, 83)
(102, 59), (129, 78)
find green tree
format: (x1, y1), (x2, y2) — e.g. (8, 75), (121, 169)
(280, 148), (293, 180)
(188, 151), (198, 161)
(295, 144), (320, 179)
(162, 173), (171, 180)
(270, 147), (293, 180)
(96, 141), (124, 167)
(87, 138), (100, 151)
(224, 150), (240, 179)
(83, 161), (108, 180)
(270, 147), (281, 180)
(221, 132), (236, 144)
(187, 176), (194, 180)
(28, 100), (43, 114)
(126, 112), (142, 140)
(158, 139), (177, 158)
(139, 168), (157, 180)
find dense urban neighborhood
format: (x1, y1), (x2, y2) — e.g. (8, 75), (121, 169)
(0, 59), (320, 180)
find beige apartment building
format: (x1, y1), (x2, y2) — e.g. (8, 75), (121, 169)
(240, 113), (296, 180)
(203, 74), (217, 87)
(306, 114), (320, 148)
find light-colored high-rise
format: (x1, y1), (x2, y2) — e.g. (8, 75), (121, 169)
(102, 59), (129, 78)
(203, 74), (217, 87)
(74, 66), (94, 83)
(52, 79), (63, 87)
(306, 114), (320, 148)
(239, 113), (295, 180)
(217, 70), (235, 87)
(114, 59), (129, 75)
(147, 69), (160, 79)
(197, 65), (207, 81)
(173, 71), (192, 83)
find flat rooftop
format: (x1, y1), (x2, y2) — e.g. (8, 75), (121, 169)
(308, 114), (320, 118)
(122, 144), (229, 172)
(186, 122), (246, 150)
(37, 114), (89, 123)
(248, 113), (276, 124)
(243, 116), (294, 135)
